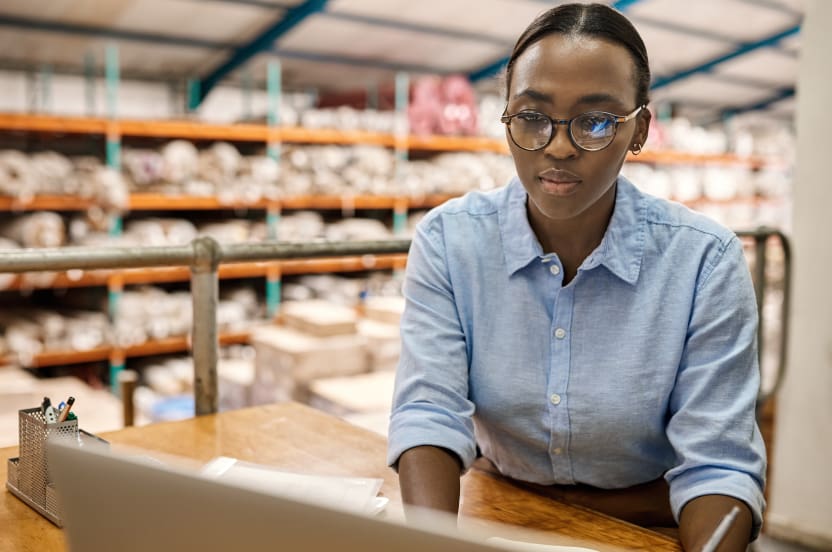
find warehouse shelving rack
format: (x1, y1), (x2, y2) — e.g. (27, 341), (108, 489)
(0, 237), (411, 413)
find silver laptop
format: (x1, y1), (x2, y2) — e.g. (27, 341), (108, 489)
(47, 440), (524, 552)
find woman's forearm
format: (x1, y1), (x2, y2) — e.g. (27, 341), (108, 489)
(397, 445), (463, 516)
(679, 495), (753, 552)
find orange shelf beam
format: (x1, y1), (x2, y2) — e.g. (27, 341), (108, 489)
(279, 253), (408, 275)
(0, 195), (96, 211)
(128, 194), (272, 210)
(118, 119), (270, 142)
(0, 255), (409, 291)
(627, 150), (769, 168)
(0, 113), (108, 135)
(15, 331), (252, 368)
(279, 126), (395, 147)
(1, 194), (452, 212)
(407, 134), (509, 154)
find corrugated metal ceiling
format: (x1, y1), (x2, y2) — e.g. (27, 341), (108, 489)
(0, 0), (803, 124)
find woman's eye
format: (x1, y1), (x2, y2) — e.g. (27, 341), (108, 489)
(517, 112), (546, 122)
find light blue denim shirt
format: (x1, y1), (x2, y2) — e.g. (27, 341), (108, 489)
(388, 175), (766, 531)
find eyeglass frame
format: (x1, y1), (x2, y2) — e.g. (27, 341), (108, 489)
(500, 105), (646, 152)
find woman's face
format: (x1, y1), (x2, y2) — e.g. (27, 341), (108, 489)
(506, 34), (650, 224)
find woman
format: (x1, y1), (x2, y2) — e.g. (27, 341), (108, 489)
(387, 3), (766, 551)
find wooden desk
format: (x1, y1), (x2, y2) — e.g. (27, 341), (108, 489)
(1, 403), (680, 551)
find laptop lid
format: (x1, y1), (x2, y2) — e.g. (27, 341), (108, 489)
(47, 440), (517, 552)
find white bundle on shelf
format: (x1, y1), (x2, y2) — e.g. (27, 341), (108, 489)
(282, 145), (396, 196)
(218, 287), (261, 331)
(123, 149), (166, 188)
(239, 155), (281, 200)
(197, 142), (242, 187)
(122, 218), (198, 246)
(0, 312), (42, 366)
(0, 308), (110, 365)
(28, 151), (74, 195)
(286, 274), (368, 307)
(274, 211), (325, 242)
(112, 285), (260, 348)
(324, 218), (392, 242)
(0, 212), (66, 248)
(198, 220), (252, 244)
(161, 140), (199, 184)
(0, 150), (35, 201)
(401, 151), (513, 196)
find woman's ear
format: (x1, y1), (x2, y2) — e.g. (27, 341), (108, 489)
(634, 106), (652, 150)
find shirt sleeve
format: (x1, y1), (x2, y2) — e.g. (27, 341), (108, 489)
(386, 216), (478, 471)
(665, 235), (767, 539)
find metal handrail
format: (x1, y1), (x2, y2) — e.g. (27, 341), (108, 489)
(0, 229), (791, 416)
(0, 238), (411, 415)
(735, 228), (792, 410)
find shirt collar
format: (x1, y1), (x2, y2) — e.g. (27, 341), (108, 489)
(499, 175), (646, 285)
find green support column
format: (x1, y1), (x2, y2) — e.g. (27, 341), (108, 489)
(187, 78), (201, 114)
(106, 45), (122, 237)
(393, 72), (410, 237)
(266, 273), (282, 319)
(105, 45), (124, 389)
(267, 205), (281, 241)
(265, 61), (283, 315)
(266, 60), (282, 161)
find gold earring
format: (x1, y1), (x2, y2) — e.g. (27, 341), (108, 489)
(631, 143), (642, 155)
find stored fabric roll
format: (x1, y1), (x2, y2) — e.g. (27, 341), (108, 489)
(0, 212), (66, 248)
(161, 140), (199, 184)
(0, 150), (35, 200)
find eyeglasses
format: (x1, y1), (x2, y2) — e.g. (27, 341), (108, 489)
(501, 105), (645, 152)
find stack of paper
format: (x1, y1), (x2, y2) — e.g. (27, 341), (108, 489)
(200, 456), (387, 515)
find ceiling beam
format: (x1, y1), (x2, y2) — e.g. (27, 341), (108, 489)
(0, 14), (232, 50)
(323, 11), (510, 46)
(722, 86), (795, 118)
(651, 25), (800, 89)
(274, 48), (448, 76)
(199, 0), (293, 8)
(197, 0), (328, 104)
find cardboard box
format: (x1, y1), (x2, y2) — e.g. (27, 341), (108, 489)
(251, 325), (368, 404)
(362, 296), (405, 326)
(280, 300), (358, 337)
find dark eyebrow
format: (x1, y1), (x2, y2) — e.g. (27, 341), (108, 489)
(575, 93), (627, 107)
(512, 89), (628, 109)
(512, 88), (553, 103)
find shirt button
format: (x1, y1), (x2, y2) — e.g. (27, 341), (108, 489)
(550, 393), (561, 405)
(554, 328), (566, 339)
(553, 447), (563, 455)
(549, 264), (561, 276)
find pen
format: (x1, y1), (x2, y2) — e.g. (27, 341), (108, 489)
(700, 505), (741, 552)
(57, 396), (75, 423)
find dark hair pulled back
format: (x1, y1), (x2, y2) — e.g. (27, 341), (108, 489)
(505, 3), (651, 107)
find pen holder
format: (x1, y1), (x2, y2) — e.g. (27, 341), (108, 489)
(5, 407), (107, 527)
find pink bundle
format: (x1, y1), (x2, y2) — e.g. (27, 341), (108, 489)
(408, 75), (479, 136)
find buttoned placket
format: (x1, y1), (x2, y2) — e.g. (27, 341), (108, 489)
(545, 256), (574, 483)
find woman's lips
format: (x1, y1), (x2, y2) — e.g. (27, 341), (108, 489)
(538, 168), (581, 196)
